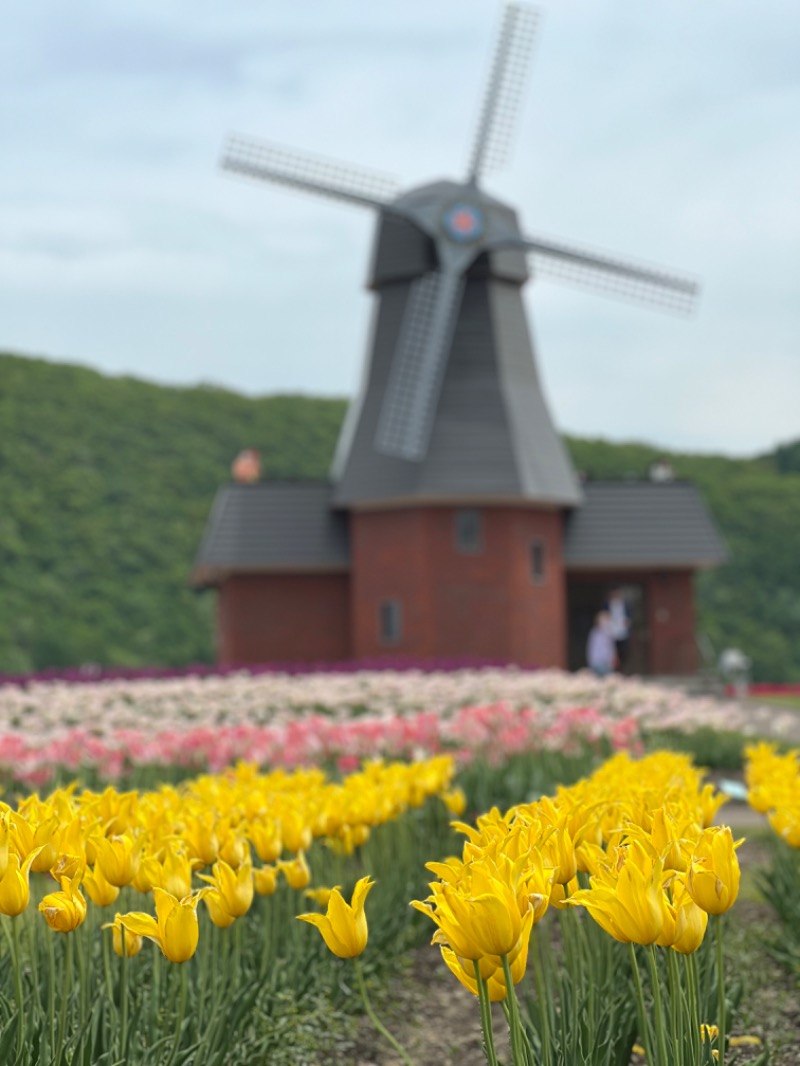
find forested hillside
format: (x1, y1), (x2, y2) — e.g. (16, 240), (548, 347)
(1, 352), (799, 679)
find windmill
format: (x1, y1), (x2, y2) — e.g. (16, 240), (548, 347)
(220, 2), (698, 509)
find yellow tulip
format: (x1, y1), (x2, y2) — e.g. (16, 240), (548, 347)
(442, 788), (467, 816)
(768, 806), (800, 849)
(569, 843), (668, 945)
(143, 849), (194, 900)
(279, 852), (310, 891)
(697, 784), (728, 828)
(541, 825), (577, 886)
(670, 881), (708, 954)
(83, 863), (120, 907)
(253, 864), (279, 896)
(218, 833), (249, 869)
(0, 848), (43, 916)
(108, 919), (143, 958)
(304, 885), (341, 908)
(298, 876), (374, 958)
(198, 858), (253, 918)
(202, 889), (237, 929)
(440, 908), (534, 1000)
(248, 822), (282, 864)
(183, 815), (219, 866)
(328, 824), (370, 856)
(518, 861), (555, 924)
(648, 808), (691, 872)
(117, 888), (201, 963)
(686, 826), (742, 916)
(12, 814), (59, 874)
(0, 815), (9, 879)
(413, 867), (525, 961)
(94, 834), (141, 888)
(131, 858), (155, 895)
(549, 877), (580, 911)
(281, 811), (312, 854)
(51, 853), (84, 880)
(39, 873), (87, 933)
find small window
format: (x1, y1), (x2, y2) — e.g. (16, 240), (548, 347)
(455, 509), (483, 554)
(530, 538), (546, 584)
(379, 600), (402, 645)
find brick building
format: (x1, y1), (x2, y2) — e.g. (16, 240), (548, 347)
(192, 476), (725, 675)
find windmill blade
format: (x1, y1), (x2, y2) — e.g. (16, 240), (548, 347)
(375, 269), (465, 461)
(523, 235), (700, 314)
(221, 135), (401, 210)
(467, 2), (540, 183)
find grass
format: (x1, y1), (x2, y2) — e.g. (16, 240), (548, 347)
(750, 695), (800, 712)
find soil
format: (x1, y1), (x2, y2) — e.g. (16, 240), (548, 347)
(347, 946), (510, 1066)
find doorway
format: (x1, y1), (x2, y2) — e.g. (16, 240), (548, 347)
(566, 578), (650, 675)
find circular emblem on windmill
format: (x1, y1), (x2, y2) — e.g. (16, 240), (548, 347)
(442, 202), (485, 243)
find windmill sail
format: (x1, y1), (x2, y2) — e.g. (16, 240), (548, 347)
(524, 235), (699, 313)
(374, 269), (465, 461)
(467, 2), (539, 182)
(221, 136), (401, 210)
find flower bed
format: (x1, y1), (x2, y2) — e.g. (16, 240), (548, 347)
(0, 667), (765, 785)
(0, 748), (751, 1065)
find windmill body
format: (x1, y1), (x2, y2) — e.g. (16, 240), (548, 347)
(332, 180), (581, 507)
(193, 4), (725, 675)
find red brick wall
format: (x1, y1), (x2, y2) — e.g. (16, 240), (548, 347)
(216, 573), (350, 666)
(349, 506), (566, 667)
(647, 570), (698, 674)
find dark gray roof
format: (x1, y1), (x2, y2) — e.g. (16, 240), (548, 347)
(564, 482), (727, 569)
(192, 483), (349, 586)
(193, 479), (725, 585)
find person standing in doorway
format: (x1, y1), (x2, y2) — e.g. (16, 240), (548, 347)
(586, 611), (616, 678)
(606, 588), (631, 673)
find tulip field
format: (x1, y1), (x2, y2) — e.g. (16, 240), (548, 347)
(0, 667), (795, 1063)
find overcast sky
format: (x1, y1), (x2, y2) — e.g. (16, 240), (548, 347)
(2, 1), (798, 456)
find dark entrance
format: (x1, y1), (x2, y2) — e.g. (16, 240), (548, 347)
(566, 577), (650, 675)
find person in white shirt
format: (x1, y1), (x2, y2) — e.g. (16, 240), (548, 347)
(586, 611), (616, 677)
(605, 588), (631, 673)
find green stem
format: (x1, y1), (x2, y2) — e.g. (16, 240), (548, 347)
(354, 958), (413, 1066)
(473, 961), (500, 1066)
(233, 917), (243, 992)
(531, 933), (552, 1066)
(666, 948), (684, 1066)
(715, 916), (726, 1066)
(76, 923), (88, 1028)
(165, 964), (188, 1066)
(102, 927), (116, 1019)
(684, 952), (701, 1066)
(150, 945), (161, 1042)
(647, 945), (670, 1066)
(120, 929), (129, 1060)
(628, 943), (651, 1065)
(27, 915), (41, 1020)
(57, 933), (74, 1055)
(259, 895), (271, 980)
(47, 928), (56, 1054)
(6, 918), (25, 1061)
(500, 953), (525, 1066)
